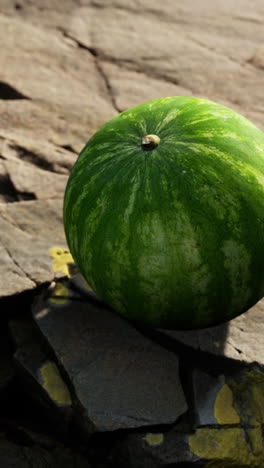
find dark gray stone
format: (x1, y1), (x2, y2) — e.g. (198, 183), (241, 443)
(0, 435), (91, 468)
(192, 369), (225, 427)
(32, 282), (187, 432)
(113, 430), (205, 468)
(14, 341), (72, 410)
(157, 297), (264, 366)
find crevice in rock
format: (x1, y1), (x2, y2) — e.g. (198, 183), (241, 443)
(4, 144), (57, 172)
(60, 29), (121, 113)
(0, 82), (30, 101)
(14, 3), (23, 10)
(231, 14), (264, 25)
(0, 172), (20, 202)
(59, 28), (98, 57)
(1, 142), (72, 174)
(178, 360), (197, 432)
(0, 166), (36, 202)
(164, 463), (205, 467)
(246, 56), (264, 70)
(186, 34), (264, 75)
(3, 246), (36, 287)
(17, 191), (36, 201)
(103, 54), (182, 88)
(129, 62), (181, 87)
(99, 53), (182, 89)
(56, 144), (77, 154)
(60, 28), (183, 93)
(185, 35), (245, 67)
(29, 307), (97, 437)
(132, 323), (249, 376)
(95, 60), (121, 113)
(0, 209), (26, 232)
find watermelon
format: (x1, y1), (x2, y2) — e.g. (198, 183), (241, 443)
(63, 97), (264, 329)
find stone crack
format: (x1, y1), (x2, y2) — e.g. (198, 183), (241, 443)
(3, 245), (36, 287)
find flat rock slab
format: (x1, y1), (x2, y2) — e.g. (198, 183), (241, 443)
(158, 297), (264, 365)
(114, 431), (205, 468)
(0, 13), (116, 150)
(0, 199), (67, 296)
(32, 283), (187, 432)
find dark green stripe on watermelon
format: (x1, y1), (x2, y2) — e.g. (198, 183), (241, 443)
(64, 97), (264, 329)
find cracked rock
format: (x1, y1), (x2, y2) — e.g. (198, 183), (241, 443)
(99, 61), (195, 112)
(15, 342), (72, 414)
(113, 430), (204, 468)
(65, 3), (264, 115)
(0, 13), (116, 151)
(10, 315), (73, 431)
(192, 369), (240, 427)
(0, 199), (67, 296)
(3, 158), (68, 200)
(32, 281), (187, 432)
(1, 0), (264, 466)
(0, 81), (29, 100)
(158, 298), (264, 365)
(1, 136), (77, 174)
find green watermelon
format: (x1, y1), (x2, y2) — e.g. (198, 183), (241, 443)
(63, 97), (264, 329)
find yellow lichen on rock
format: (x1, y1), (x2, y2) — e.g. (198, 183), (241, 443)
(39, 361), (72, 406)
(143, 433), (164, 446)
(189, 369), (264, 466)
(242, 369), (264, 425)
(214, 383), (240, 424)
(189, 427), (260, 466)
(228, 368), (264, 428)
(49, 281), (70, 305)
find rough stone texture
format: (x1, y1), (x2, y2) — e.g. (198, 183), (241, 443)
(192, 369), (226, 427)
(113, 368), (264, 467)
(10, 315), (73, 428)
(14, 339), (73, 413)
(159, 298), (264, 365)
(113, 431), (204, 468)
(32, 283), (187, 432)
(1, 1), (264, 467)
(1, 0), (264, 299)
(0, 13), (116, 149)
(0, 199), (66, 296)
(3, 158), (68, 200)
(3, 276), (263, 467)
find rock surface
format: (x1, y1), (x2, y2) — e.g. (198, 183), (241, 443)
(159, 298), (264, 365)
(32, 283), (187, 432)
(0, 199), (66, 296)
(1, 1), (264, 467)
(1, 0), (264, 298)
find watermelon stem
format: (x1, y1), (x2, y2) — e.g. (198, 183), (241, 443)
(141, 134), (160, 150)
